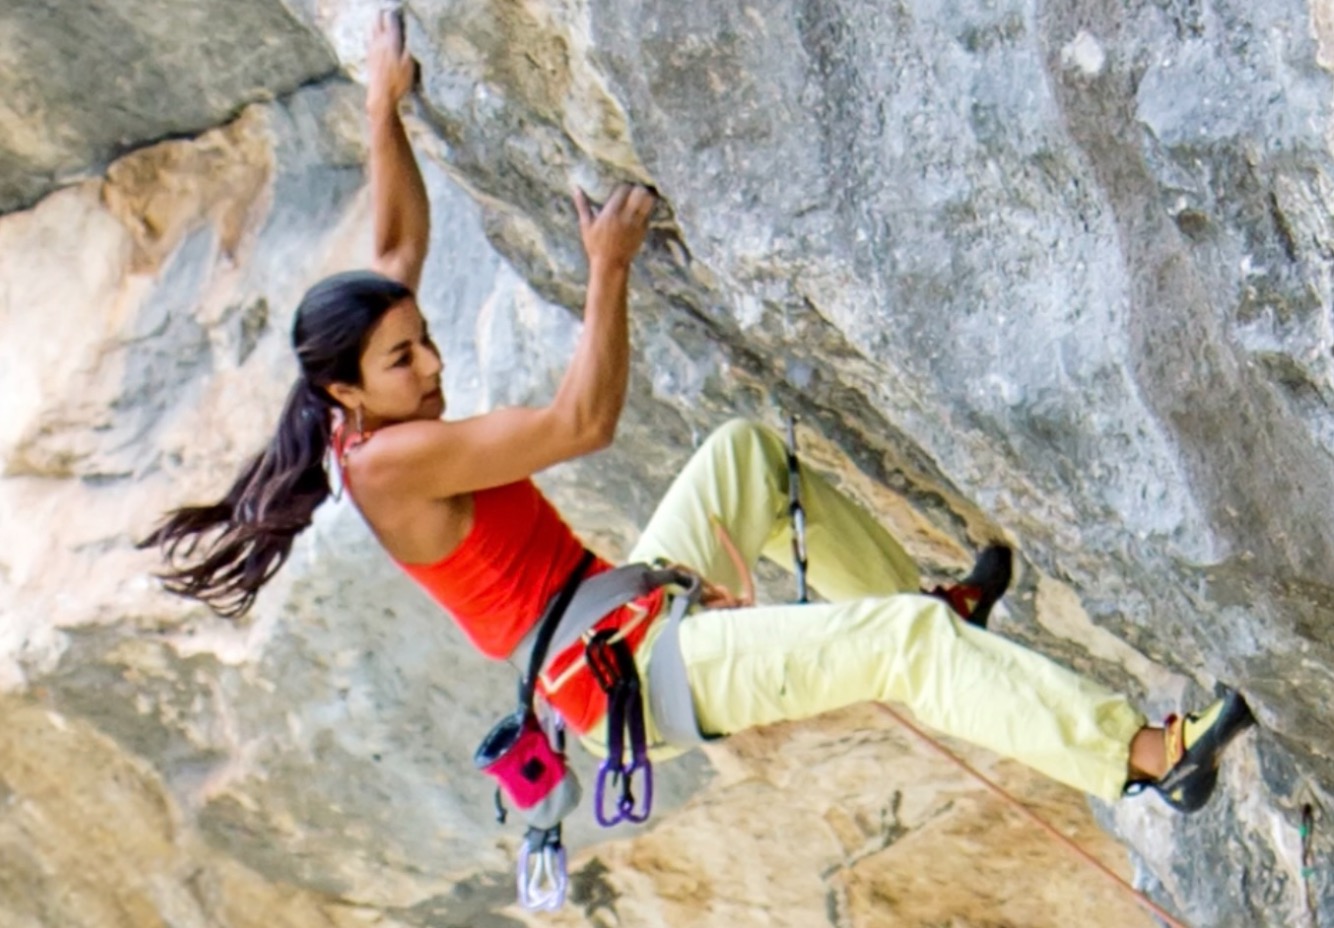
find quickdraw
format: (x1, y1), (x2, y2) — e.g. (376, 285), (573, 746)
(1301, 802), (1317, 925)
(786, 414), (809, 603)
(587, 630), (653, 826)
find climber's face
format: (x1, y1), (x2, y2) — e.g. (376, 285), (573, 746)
(333, 298), (445, 428)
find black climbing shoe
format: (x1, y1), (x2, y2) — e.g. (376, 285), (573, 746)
(1130, 690), (1255, 813)
(927, 544), (1013, 629)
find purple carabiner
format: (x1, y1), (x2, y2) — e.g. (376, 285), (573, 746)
(588, 632), (655, 828)
(594, 759), (625, 826)
(619, 756), (654, 823)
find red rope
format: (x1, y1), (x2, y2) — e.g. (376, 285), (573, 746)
(873, 704), (1192, 928)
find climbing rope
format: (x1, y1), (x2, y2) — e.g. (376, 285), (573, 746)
(874, 703), (1193, 928)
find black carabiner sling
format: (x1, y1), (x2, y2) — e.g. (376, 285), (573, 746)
(519, 549), (597, 712)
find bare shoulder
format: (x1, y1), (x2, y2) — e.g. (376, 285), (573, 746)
(345, 407), (602, 501)
(343, 436), (476, 563)
(346, 418), (451, 501)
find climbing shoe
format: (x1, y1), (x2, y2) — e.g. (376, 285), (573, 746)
(1130, 690), (1255, 813)
(927, 544), (1013, 629)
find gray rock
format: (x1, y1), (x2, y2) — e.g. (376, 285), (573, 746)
(3, 0), (1334, 925)
(0, 0), (337, 212)
(401, 0), (1334, 923)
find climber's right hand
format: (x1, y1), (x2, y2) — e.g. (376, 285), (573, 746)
(574, 184), (656, 271)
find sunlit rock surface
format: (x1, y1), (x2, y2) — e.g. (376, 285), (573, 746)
(2, 1), (1333, 926)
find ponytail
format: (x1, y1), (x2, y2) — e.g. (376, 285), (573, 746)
(141, 379), (335, 618)
(144, 269), (412, 618)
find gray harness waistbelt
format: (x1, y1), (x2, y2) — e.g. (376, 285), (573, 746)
(510, 562), (708, 748)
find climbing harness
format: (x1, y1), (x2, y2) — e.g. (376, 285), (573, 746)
(786, 415), (809, 603)
(587, 631), (653, 826)
(477, 552), (703, 910)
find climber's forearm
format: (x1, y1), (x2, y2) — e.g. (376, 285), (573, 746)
(368, 98), (430, 291)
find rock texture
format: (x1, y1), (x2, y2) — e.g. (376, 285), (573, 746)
(2, 1), (1333, 927)
(0, 0), (339, 214)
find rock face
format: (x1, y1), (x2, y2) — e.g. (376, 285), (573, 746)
(1, 1), (1332, 927)
(0, 0), (339, 214)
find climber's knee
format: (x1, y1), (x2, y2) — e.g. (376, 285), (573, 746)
(703, 417), (785, 463)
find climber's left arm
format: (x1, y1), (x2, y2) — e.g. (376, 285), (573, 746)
(367, 9), (430, 292)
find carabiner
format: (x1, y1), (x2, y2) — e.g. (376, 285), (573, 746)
(618, 755), (654, 824)
(587, 630), (655, 829)
(517, 829), (568, 911)
(594, 759), (627, 827)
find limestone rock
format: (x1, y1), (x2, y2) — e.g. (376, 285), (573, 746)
(0, 696), (411, 928)
(2, 1), (1333, 927)
(0, 0), (338, 213)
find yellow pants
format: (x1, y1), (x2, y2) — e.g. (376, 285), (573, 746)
(591, 419), (1145, 803)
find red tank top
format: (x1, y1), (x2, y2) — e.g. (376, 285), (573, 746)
(335, 427), (664, 731)
(398, 479), (592, 659)
(336, 426), (664, 730)
(397, 480), (665, 733)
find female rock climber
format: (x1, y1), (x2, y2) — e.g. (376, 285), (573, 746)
(144, 12), (1252, 832)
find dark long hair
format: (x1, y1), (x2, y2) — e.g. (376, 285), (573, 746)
(142, 271), (414, 617)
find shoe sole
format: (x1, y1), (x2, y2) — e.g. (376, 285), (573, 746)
(1155, 691), (1255, 813)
